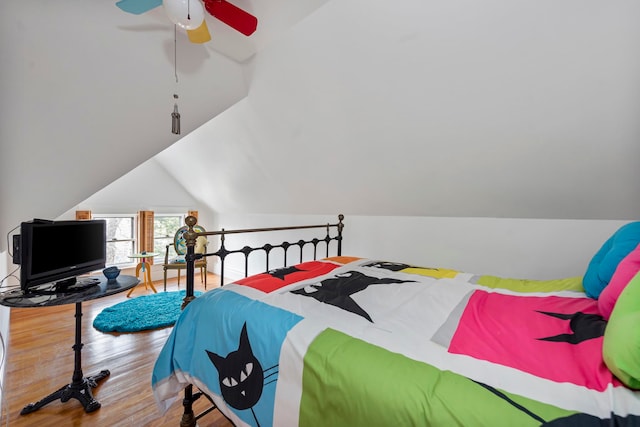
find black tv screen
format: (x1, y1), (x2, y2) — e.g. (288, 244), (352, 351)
(18, 219), (106, 291)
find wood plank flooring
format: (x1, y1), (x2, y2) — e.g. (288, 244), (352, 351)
(4, 273), (234, 427)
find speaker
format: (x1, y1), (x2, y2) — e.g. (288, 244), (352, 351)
(12, 234), (20, 265)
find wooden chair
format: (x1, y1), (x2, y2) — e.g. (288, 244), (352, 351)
(163, 230), (208, 292)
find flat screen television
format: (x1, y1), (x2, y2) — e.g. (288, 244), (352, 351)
(15, 219), (107, 292)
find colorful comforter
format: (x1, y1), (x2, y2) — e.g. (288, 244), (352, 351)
(152, 257), (640, 426)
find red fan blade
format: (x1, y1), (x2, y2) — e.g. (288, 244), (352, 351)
(203, 0), (257, 36)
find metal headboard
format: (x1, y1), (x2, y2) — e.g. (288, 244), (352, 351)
(180, 214), (344, 306)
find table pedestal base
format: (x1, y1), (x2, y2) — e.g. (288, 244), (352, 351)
(127, 260), (158, 297)
(20, 370), (110, 415)
(20, 302), (110, 416)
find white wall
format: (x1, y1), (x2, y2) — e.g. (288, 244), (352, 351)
(0, 0), (248, 249)
(3, 0), (639, 252)
(213, 213), (627, 282)
(60, 158), (202, 217)
(0, 253), (13, 424)
(165, 0), (640, 222)
(344, 215), (625, 280)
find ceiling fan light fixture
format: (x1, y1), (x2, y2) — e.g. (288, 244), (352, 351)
(116, 0), (258, 40)
(163, 0), (204, 30)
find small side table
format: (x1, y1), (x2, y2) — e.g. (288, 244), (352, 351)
(0, 275), (139, 415)
(127, 252), (159, 297)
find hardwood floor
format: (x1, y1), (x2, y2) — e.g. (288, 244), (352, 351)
(4, 273), (234, 427)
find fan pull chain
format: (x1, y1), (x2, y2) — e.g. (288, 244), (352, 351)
(174, 25), (178, 84)
(171, 24), (181, 135)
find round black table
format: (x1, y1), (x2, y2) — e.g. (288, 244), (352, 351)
(0, 274), (139, 415)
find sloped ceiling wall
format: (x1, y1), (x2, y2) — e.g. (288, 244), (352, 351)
(158, 0), (640, 220)
(2, 0), (640, 251)
(0, 0), (250, 243)
(61, 157), (201, 216)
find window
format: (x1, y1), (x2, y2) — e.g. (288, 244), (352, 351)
(154, 214), (184, 262)
(94, 214), (136, 266)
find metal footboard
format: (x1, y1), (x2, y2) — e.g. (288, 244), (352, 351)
(178, 214), (344, 426)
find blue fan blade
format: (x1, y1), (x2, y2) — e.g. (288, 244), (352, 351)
(116, 0), (162, 15)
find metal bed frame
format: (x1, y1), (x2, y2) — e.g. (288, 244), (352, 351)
(178, 214), (345, 426)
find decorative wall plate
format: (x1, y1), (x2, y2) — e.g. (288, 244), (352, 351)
(174, 225), (206, 256)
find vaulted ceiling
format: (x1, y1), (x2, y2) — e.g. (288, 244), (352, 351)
(2, 0), (640, 244)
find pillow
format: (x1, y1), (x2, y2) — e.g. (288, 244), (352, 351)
(603, 270), (640, 389)
(583, 221), (640, 299)
(598, 242), (640, 319)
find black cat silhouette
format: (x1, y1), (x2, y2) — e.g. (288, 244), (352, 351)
(363, 261), (412, 271)
(536, 311), (606, 344)
(290, 271), (416, 322)
(206, 322), (278, 427)
(267, 265), (302, 280)
(364, 260), (443, 274)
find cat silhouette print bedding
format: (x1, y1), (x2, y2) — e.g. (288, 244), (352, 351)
(152, 257), (640, 426)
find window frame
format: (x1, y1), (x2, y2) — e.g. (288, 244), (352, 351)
(153, 213), (186, 263)
(93, 213), (138, 267)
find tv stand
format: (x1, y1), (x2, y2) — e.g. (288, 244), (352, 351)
(20, 301), (110, 414)
(0, 275), (139, 415)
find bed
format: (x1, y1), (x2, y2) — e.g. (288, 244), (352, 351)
(152, 215), (640, 426)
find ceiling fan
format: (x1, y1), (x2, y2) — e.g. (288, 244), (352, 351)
(116, 0), (258, 43)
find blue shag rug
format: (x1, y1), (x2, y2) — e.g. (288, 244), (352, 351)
(93, 290), (202, 333)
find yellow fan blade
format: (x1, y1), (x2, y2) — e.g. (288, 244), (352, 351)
(187, 20), (211, 44)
